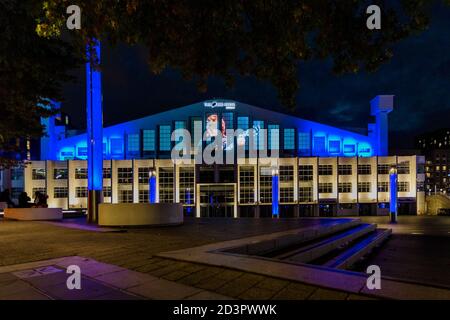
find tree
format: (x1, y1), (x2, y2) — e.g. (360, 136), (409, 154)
(1, 0), (444, 166)
(0, 1), (81, 167)
(36, 0), (439, 108)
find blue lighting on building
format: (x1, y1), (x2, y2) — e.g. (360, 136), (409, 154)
(86, 40), (103, 191)
(40, 97), (391, 162)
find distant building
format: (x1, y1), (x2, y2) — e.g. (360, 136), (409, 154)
(416, 128), (450, 150)
(415, 129), (450, 195)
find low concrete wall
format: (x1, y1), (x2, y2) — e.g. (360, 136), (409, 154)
(98, 203), (183, 227)
(4, 208), (63, 221)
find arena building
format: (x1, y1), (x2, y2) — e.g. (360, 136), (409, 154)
(0, 95), (426, 217)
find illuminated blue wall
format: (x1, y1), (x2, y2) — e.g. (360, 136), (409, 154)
(43, 99), (386, 161)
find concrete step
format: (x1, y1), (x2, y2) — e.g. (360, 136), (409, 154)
(323, 228), (392, 270)
(278, 223), (377, 263)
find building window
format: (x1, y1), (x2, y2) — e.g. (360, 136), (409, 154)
(298, 132), (310, 156)
(159, 125), (172, 151)
(53, 168), (68, 180)
(239, 166), (255, 204)
(139, 190), (149, 203)
(179, 167), (195, 204)
(127, 134), (140, 153)
(75, 168), (88, 179)
(313, 136), (326, 154)
(329, 140), (341, 154)
(259, 167), (272, 203)
(378, 182), (389, 192)
(110, 138), (123, 156)
(299, 165), (313, 181)
(253, 120), (264, 150)
(143, 129), (156, 151)
(32, 168), (46, 180)
(138, 168), (151, 184)
(119, 190), (133, 203)
(75, 187), (87, 198)
(318, 183), (333, 194)
(103, 186), (112, 198)
(358, 182), (371, 193)
(279, 166), (294, 182)
(283, 128), (295, 150)
(280, 187), (294, 203)
(318, 165), (333, 176)
(237, 117), (249, 130)
(358, 164), (371, 175)
(377, 164), (390, 175)
(338, 165), (352, 175)
(343, 144), (356, 154)
(398, 182), (410, 192)
(118, 168), (133, 184)
(398, 161), (410, 174)
(158, 167), (174, 203)
(54, 187), (68, 198)
(268, 124), (279, 150)
(103, 168), (111, 179)
(338, 182), (352, 193)
(11, 168), (24, 180)
(32, 187), (46, 197)
(299, 187), (313, 202)
(174, 121), (186, 151)
(222, 113), (234, 130)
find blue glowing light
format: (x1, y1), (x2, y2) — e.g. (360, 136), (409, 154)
(272, 173), (279, 217)
(149, 175), (156, 203)
(389, 169), (398, 222)
(86, 40), (103, 191)
(186, 189), (192, 215)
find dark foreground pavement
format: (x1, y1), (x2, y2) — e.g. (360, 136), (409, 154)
(0, 216), (449, 299)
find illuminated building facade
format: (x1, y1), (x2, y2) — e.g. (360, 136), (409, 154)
(2, 96), (426, 216)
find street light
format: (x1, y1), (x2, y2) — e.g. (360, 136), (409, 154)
(272, 168), (279, 218)
(149, 170), (157, 204)
(389, 166), (398, 223)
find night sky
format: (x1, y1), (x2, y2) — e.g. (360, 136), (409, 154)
(62, 2), (450, 149)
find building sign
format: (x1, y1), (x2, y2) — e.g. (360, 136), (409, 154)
(204, 101), (236, 109)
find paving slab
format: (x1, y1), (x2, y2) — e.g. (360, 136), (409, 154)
(0, 279), (38, 298)
(94, 269), (160, 289)
(127, 277), (203, 300)
(56, 257), (126, 278)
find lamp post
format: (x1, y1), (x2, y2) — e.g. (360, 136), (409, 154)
(149, 170), (157, 204)
(86, 40), (103, 223)
(272, 168), (279, 218)
(389, 166), (398, 223)
(186, 187), (192, 215)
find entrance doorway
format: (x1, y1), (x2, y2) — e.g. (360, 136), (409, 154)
(198, 184), (236, 218)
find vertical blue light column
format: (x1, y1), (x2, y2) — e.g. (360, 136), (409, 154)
(186, 188), (192, 215)
(389, 167), (398, 223)
(149, 171), (157, 203)
(86, 40), (103, 223)
(272, 169), (279, 217)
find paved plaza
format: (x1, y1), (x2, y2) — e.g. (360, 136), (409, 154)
(0, 216), (449, 299)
